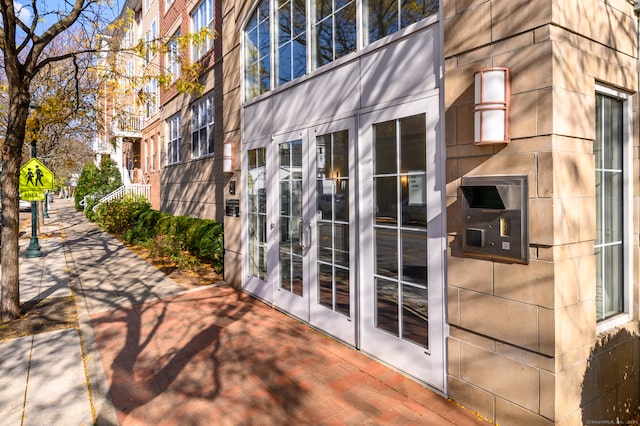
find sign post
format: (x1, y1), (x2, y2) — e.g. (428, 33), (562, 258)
(20, 156), (54, 258)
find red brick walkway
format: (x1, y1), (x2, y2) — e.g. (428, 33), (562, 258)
(90, 285), (489, 425)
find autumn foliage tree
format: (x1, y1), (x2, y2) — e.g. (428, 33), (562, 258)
(0, 0), (118, 321)
(0, 1), (214, 320)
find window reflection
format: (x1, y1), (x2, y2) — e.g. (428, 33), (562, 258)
(244, 0), (439, 98)
(368, 0), (438, 44)
(373, 113), (429, 349)
(313, 0), (357, 68)
(316, 130), (350, 317)
(248, 148), (267, 281)
(279, 140), (304, 296)
(245, 0), (271, 100)
(278, 0), (307, 86)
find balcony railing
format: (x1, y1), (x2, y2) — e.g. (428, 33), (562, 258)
(111, 114), (143, 137)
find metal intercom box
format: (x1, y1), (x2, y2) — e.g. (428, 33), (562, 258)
(460, 175), (529, 264)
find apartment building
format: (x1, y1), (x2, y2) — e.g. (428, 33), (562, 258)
(105, 0), (640, 423)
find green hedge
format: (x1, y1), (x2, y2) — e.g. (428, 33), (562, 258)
(121, 208), (224, 273)
(95, 195), (151, 234)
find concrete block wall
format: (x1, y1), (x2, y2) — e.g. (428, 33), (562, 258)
(444, 0), (639, 423)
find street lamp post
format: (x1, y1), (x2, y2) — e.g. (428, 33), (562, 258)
(25, 139), (42, 258)
(44, 190), (49, 218)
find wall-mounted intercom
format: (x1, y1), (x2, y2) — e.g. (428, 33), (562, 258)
(460, 175), (529, 264)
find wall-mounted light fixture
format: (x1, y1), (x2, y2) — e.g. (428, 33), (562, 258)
(474, 67), (510, 145)
(223, 143), (233, 173)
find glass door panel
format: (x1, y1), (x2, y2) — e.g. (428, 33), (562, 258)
(372, 114), (428, 348)
(274, 135), (310, 320)
(359, 97), (445, 390)
(309, 121), (356, 346)
(279, 140), (304, 296)
(244, 144), (274, 303)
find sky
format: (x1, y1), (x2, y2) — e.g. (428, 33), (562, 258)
(13, 0), (125, 35)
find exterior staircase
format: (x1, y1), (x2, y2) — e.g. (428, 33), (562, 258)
(91, 184), (151, 212)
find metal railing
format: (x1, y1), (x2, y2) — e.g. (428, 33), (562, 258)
(111, 114), (143, 135)
(91, 184), (151, 212)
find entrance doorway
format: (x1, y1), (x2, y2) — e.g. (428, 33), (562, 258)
(358, 97), (445, 389)
(243, 96), (445, 390)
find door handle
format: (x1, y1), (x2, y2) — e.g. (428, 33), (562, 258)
(299, 220), (305, 249)
(299, 220), (311, 251)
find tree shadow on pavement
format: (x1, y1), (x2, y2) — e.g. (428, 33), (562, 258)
(58, 206), (313, 425)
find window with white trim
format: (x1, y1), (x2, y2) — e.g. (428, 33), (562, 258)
(595, 86), (632, 328)
(151, 134), (156, 171)
(166, 31), (181, 82)
(244, 0), (270, 99)
(144, 78), (158, 118)
(313, 0), (357, 68)
(365, 0), (438, 44)
(243, 0), (438, 101)
(167, 114), (181, 165)
(145, 19), (157, 63)
(145, 139), (149, 173)
(192, 0), (214, 61)
(277, 0), (306, 86)
(191, 92), (214, 158)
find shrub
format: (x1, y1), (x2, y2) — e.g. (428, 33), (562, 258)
(97, 203), (225, 274)
(123, 210), (169, 245)
(75, 158), (122, 215)
(95, 195), (151, 235)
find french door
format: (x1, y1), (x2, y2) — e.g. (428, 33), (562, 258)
(358, 96), (446, 390)
(273, 131), (309, 320)
(244, 97), (445, 390)
(308, 119), (357, 345)
(244, 123), (357, 345)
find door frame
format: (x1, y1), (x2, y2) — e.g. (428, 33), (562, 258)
(242, 137), (276, 304)
(357, 93), (447, 390)
(308, 118), (358, 346)
(272, 129), (311, 321)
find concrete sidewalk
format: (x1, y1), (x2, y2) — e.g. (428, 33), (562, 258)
(0, 199), (489, 425)
(0, 200), (98, 425)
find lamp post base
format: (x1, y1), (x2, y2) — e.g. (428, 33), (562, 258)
(26, 201), (42, 258)
(26, 237), (42, 258)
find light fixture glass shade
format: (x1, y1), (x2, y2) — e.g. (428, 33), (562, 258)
(223, 143), (233, 173)
(474, 68), (510, 145)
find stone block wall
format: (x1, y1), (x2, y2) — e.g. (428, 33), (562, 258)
(444, 0), (639, 423)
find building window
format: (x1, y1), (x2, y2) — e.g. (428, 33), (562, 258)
(595, 87), (632, 327)
(144, 78), (158, 118)
(244, 0), (270, 100)
(192, 0), (214, 61)
(243, 0), (438, 100)
(166, 32), (181, 82)
(365, 0), (438, 44)
(191, 92), (214, 158)
(145, 139), (149, 173)
(312, 0), (356, 68)
(145, 19), (157, 63)
(167, 114), (181, 165)
(150, 135), (156, 171)
(277, 0), (306, 86)
(373, 113), (428, 348)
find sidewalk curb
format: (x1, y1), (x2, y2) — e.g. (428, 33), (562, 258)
(61, 225), (119, 426)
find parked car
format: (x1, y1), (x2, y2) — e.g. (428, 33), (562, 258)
(19, 199), (31, 212)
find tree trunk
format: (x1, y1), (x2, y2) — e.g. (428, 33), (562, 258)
(0, 87), (29, 321)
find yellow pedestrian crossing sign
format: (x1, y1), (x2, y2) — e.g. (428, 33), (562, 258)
(20, 158), (54, 191)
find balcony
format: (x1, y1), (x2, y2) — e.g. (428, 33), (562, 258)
(111, 114), (143, 139)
